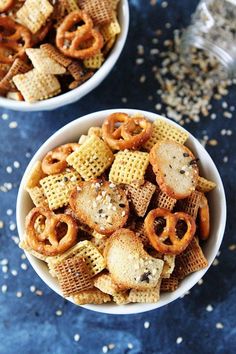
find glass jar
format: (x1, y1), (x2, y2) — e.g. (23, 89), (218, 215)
(181, 0), (236, 78)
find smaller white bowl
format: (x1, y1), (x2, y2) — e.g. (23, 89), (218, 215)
(16, 109), (226, 315)
(0, 1), (129, 111)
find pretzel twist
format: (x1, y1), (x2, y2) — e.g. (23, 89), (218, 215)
(102, 113), (153, 150)
(0, 17), (31, 64)
(199, 194), (210, 240)
(144, 208), (196, 255)
(25, 207), (78, 256)
(0, 0), (14, 13)
(56, 10), (103, 59)
(42, 143), (80, 175)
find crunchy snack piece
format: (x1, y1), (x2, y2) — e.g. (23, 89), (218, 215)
(67, 61), (93, 82)
(0, 17), (32, 64)
(196, 176), (216, 193)
(199, 194), (210, 240)
(13, 69), (61, 103)
(144, 119), (189, 151)
(101, 14), (121, 41)
(27, 186), (48, 208)
(40, 170), (81, 210)
(0, 58), (31, 92)
(178, 190), (203, 219)
(94, 273), (121, 295)
(0, 0), (14, 12)
(25, 161), (46, 189)
(90, 235), (108, 254)
(63, 0), (79, 12)
(40, 43), (72, 67)
(6, 91), (24, 101)
(88, 126), (102, 138)
(54, 257), (93, 297)
(151, 185), (177, 211)
(110, 0), (120, 10)
(19, 239), (48, 262)
(73, 288), (111, 305)
(112, 291), (130, 305)
(83, 52), (105, 69)
(25, 207), (78, 256)
(126, 181), (156, 217)
(173, 237), (208, 280)
(78, 0), (113, 26)
(128, 281), (161, 303)
(69, 180), (129, 235)
(67, 135), (114, 180)
(161, 255), (175, 278)
(145, 208), (196, 255)
(109, 150), (149, 186)
(47, 240), (106, 277)
(134, 219), (150, 247)
(150, 140), (199, 199)
(16, 0), (53, 34)
(160, 276), (179, 292)
(102, 35), (116, 56)
(26, 48), (66, 75)
(104, 229), (164, 290)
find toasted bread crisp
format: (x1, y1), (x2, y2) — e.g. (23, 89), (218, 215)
(69, 180), (129, 235)
(150, 140), (199, 199)
(104, 229), (164, 290)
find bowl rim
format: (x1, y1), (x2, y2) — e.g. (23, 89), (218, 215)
(0, 0), (129, 112)
(16, 108), (227, 315)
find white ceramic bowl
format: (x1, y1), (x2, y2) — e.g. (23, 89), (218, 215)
(16, 109), (226, 314)
(0, 1), (129, 112)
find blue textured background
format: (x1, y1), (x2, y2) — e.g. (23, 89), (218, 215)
(0, 1), (236, 353)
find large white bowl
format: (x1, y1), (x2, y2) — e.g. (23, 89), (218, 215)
(16, 109), (226, 314)
(0, 1), (129, 112)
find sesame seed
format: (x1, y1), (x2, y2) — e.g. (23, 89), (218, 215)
(161, 1), (168, 8)
(16, 291), (23, 298)
(11, 236), (19, 244)
(1, 285), (7, 293)
(11, 269), (17, 276)
(213, 258), (219, 266)
(2, 265), (8, 273)
(9, 223), (16, 231)
(0, 259), (8, 266)
(144, 321), (150, 329)
(223, 156), (228, 163)
(206, 304), (213, 312)
(56, 310), (63, 316)
(0, 220), (4, 228)
(6, 166), (12, 174)
(30, 285), (36, 293)
(136, 58), (144, 65)
(229, 244), (236, 251)
(35, 290), (43, 296)
(2, 113), (9, 120)
(102, 346), (108, 353)
(13, 161), (20, 168)
(155, 103), (162, 110)
(6, 209), (13, 216)
(26, 152), (31, 158)
(121, 97), (127, 103)
(176, 337), (183, 344)
(21, 263), (28, 271)
(74, 333), (80, 342)
(127, 343), (134, 349)
(108, 344), (115, 350)
(21, 253), (26, 260)
(216, 322), (224, 329)
(9, 121), (18, 128)
(198, 279), (203, 285)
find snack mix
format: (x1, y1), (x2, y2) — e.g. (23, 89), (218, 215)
(0, 0), (121, 102)
(21, 113), (215, 305)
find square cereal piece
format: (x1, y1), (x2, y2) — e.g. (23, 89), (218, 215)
(128, 281), (161, 303)
(13, 69), (61, 103)
(63, 0), (79, 12)
(0, 58), (31, 92)
(110, 0), (120, 10)
(40, 43), (72, 68)
(54, 257), (93, 297)
(94, 273), (121, 295)
(173, 237), (208, 280)
(196, 176), (216, 193)
(25, 161), (46, 189)
(16, 0), (53, 34)
(152, 185), (176, 211)
(40, 170), (81, 210)
(27, 186), (48, 208)
(112, 291), (130, 305)
(47, 240), (106, 277)
(160, 276), (179, 292)
(66, 135), (114, 181)
(178, 190), (203, 219)
(101, 13), (121, 42)
(73, 288), (111, 305)
(126, 181), (156, 217)
(26, 48), (66, 75)
(83, 52), (105, 69)
(144, 119), (189, 151)
(134, 219), (150, 247)
(78, 0), (113, 26)
(109, 150), (149, 186)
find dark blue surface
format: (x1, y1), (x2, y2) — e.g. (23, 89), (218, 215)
(0, 1), (236, 353)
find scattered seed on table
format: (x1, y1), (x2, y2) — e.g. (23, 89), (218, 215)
(176, 337), (183, 344)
